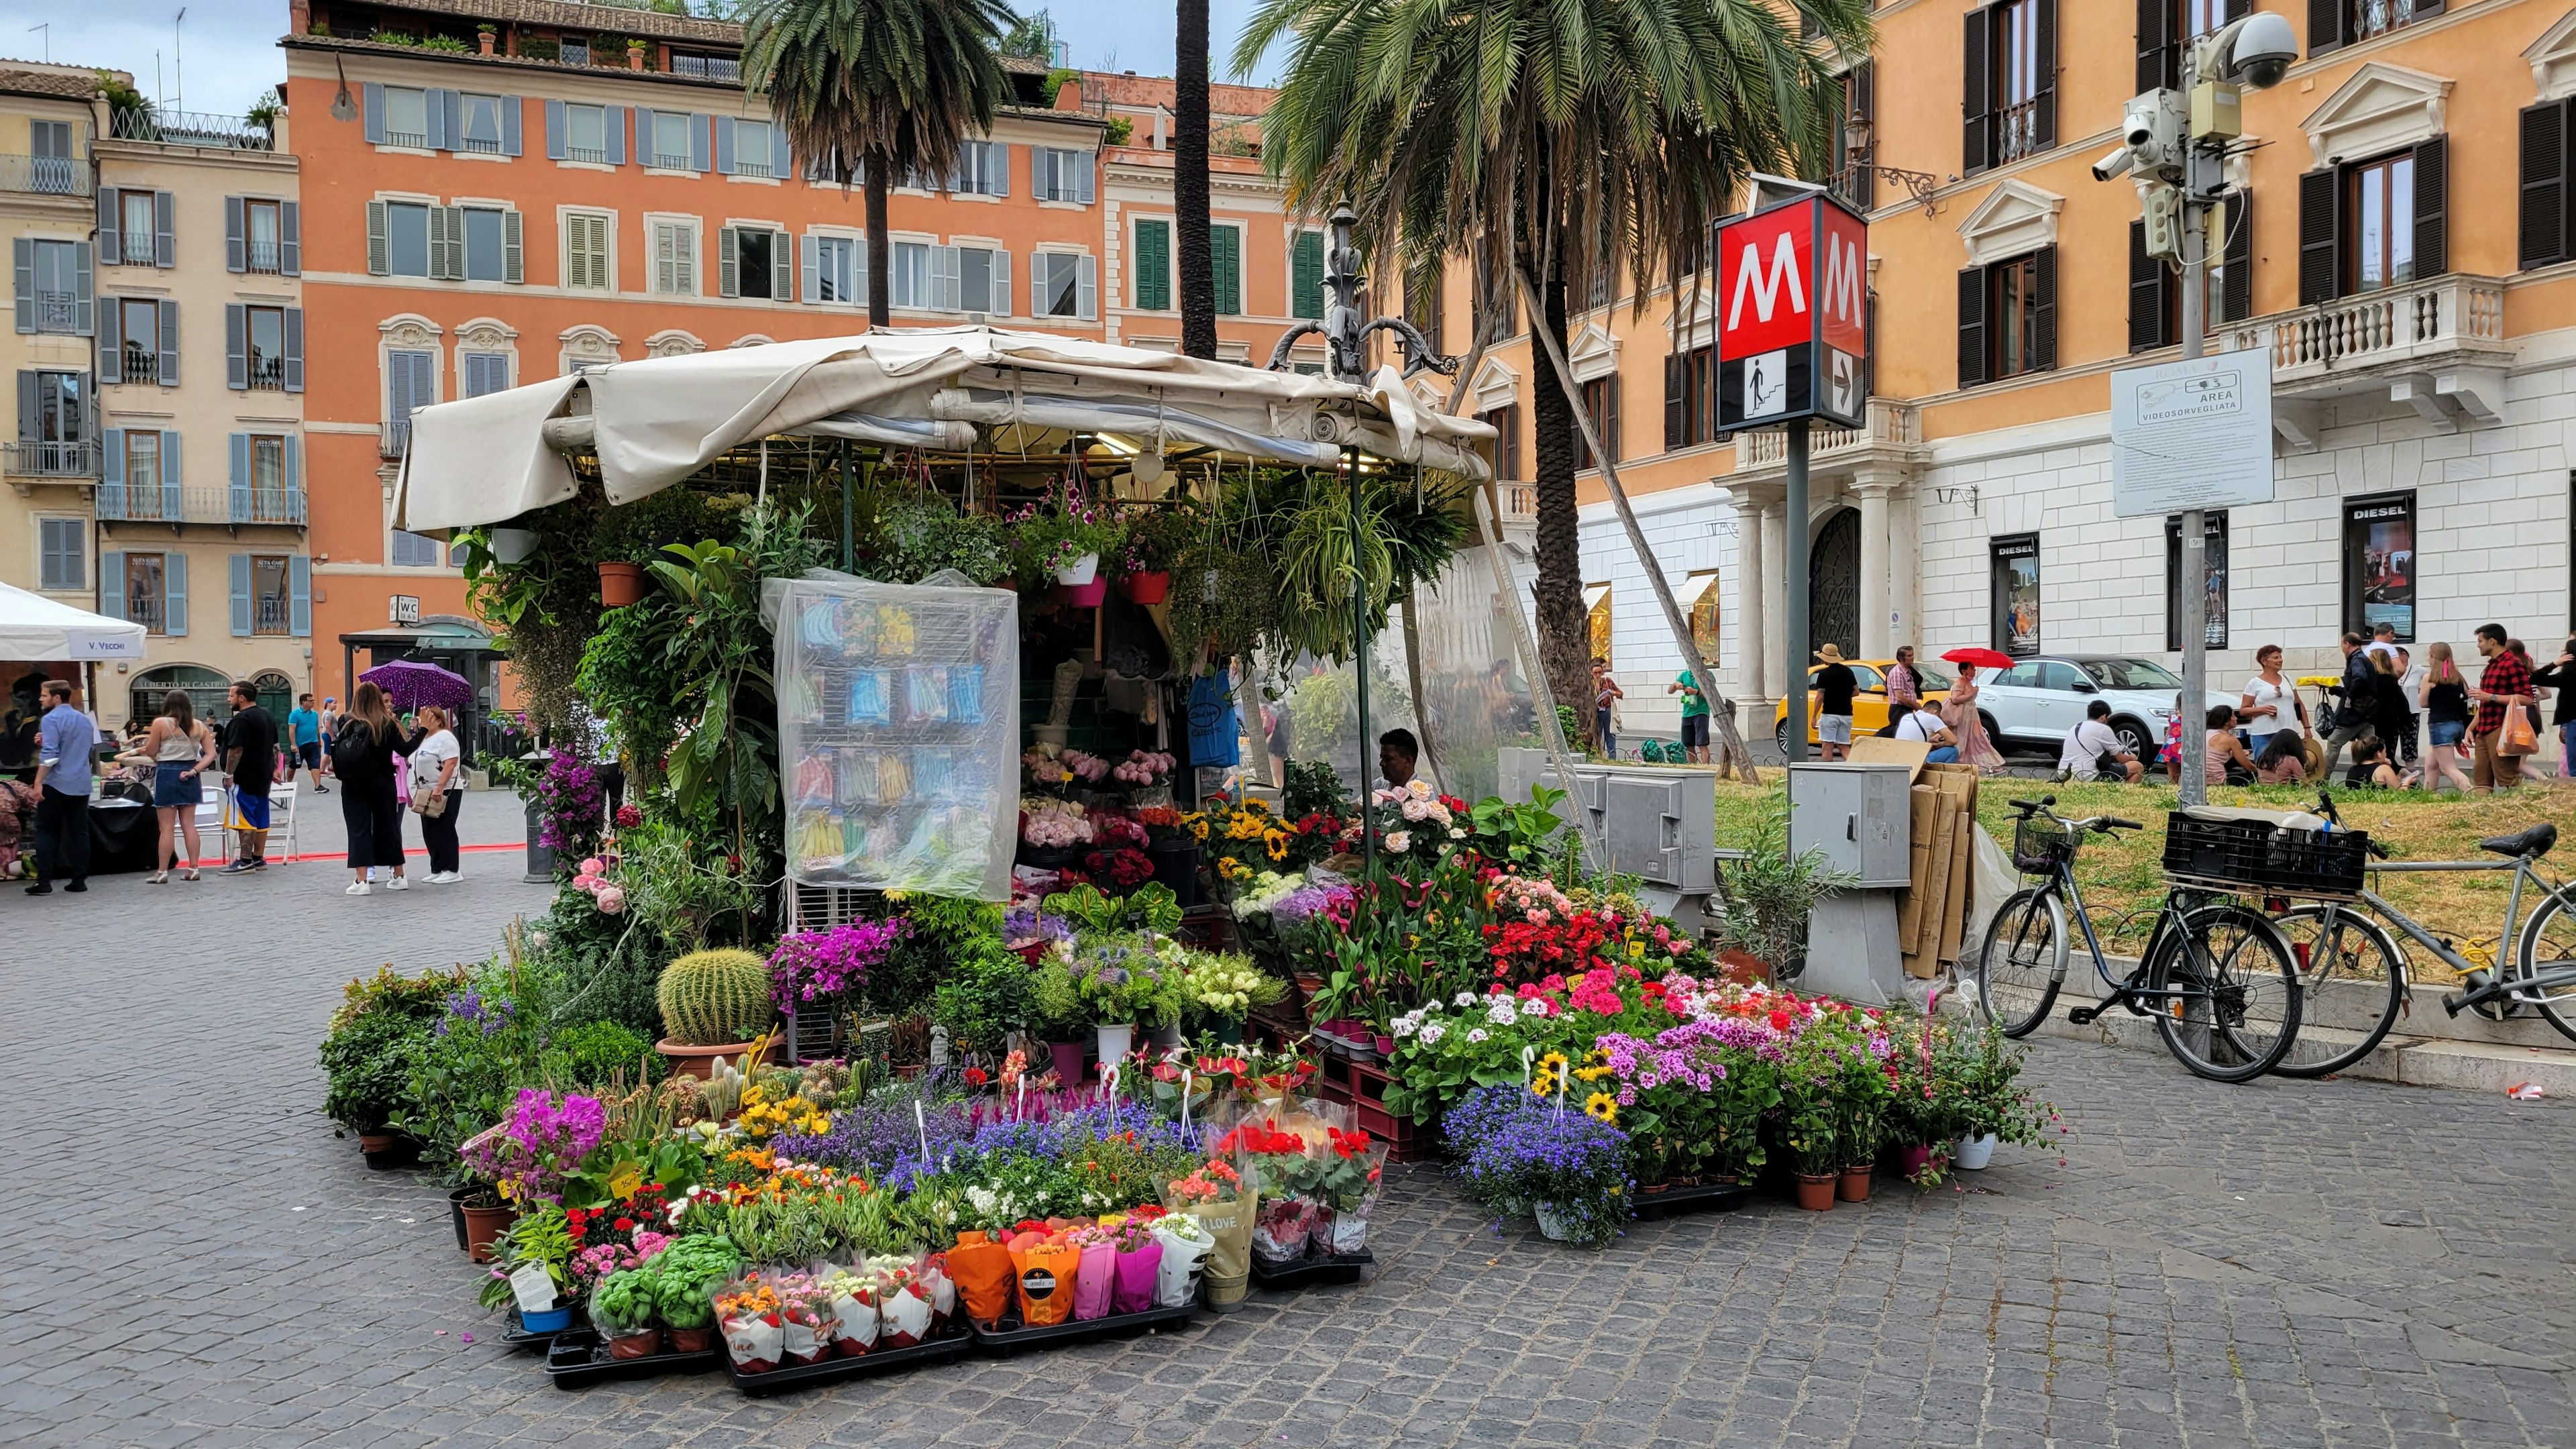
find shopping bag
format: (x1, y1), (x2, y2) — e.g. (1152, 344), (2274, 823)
(2502, 706), (2539, 757)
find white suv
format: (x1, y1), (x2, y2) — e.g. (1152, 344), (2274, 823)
(1977, 655), (2238, 763)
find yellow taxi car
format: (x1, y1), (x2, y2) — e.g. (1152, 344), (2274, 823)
(1771, 659), (1952, 749)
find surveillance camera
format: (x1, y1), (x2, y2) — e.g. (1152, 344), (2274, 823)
(2092, 146), (2135, 182)
(2123, 116), (2155, 149)
(2224, 12), (2298, 89)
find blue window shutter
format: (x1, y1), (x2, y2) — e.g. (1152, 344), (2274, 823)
(158, 298), (179, 385)
(229, 433), (250, 521)
(545, 99), (566, 160)
(439, 90), (463, 152)
(154, 191), (174, 268)
(72, 242), (91, 336)
(283, 308), (304, 393)
(164, 550), (186, 637)
(280, 202), (300, 276)
(95, 189), (117, 268)
(773, 125), (792, 184)
(800, 233), (818, 303)
(635, 108), (658, 162)
(10, 237), (28, 333)
(692, 114), (711, 173)
(225, 195), (246, 272)
(99, 552), (123, 620)
(502, 97), (522, 157)
(364, 83), (385, 145)
(290, 554), (311, 636)
(424, 90), (449, 150)
(100, 429), (123, 516)
(714, 115), (735, 176)
(225, 304), (248, 390)
(229, 553), (252, 635)
(97, 296), (119, 384)
(606, 107), (627, 166)
(160, 429), (182, 519)
(284, 434), (301, 521)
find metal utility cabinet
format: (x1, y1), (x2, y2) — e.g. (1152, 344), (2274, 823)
(1786, 763), (1913, 1004)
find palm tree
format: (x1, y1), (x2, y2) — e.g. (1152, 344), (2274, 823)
(1242, 0), (1868, 731)
(743, 0), (1018, 328)
(1175, 0), (1216, 358)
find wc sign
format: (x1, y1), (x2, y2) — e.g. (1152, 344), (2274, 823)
(1715, 193), (1869, 431)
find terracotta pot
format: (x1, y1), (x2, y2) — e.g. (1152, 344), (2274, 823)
(1058, 578), (1109, 608)
(665, 1326), (712, 1355)
(605, 1328), (662, 1359)
(1640, 1183), (1670, 1195)
(1120, 570), (1170, 604)
(358, 1132), (396, 1155)
(655, 1034), (782, 1081)
(1715, 949), (1772, 987)
(477, 33), (495, 54)
(598, 561), (646, 606)
(462, 1199), (517, 1261)
(1837, 1165), (1874, 1203)
(1791, 1172), (1837, 1212)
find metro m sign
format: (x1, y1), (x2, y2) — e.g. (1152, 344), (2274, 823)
(1716, 192), (1868, 431)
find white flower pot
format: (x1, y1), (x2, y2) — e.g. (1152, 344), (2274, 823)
(1533, 1201), (1569, 1241)
(1095, 1022), (1135, 1068)
(1953, 1132), (1998, 1171)
(488, 527), (540, 564)
(1054, 552), (1101, 586)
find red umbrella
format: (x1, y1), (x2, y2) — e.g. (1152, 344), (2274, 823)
(1940, 647), (2018, 672)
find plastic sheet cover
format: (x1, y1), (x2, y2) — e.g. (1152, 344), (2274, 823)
(771, 572), (1019, 900)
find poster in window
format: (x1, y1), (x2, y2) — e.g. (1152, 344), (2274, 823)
(1687, 573), (1723, 666)
(2163, 512), (2229, 651)
(1582, 583), (1612, 667)
(2342, 492), (2415, 642)
(1990, 534), (2041, 656)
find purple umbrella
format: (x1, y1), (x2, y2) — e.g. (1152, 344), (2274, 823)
(359, 659), (472, 715)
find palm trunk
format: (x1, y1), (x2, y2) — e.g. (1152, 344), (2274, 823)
(1521, 233), (1589, 745)
(864, 164), (892, 329)
(1175, 0), (1216, 360)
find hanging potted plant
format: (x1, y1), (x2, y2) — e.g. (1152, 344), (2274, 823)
(1116, 501), (1195, 604)
(597, 560), (647, 607)
(1009, 483), (1126, 604)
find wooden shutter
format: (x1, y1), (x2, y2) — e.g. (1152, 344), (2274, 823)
(691, 113), (712, 174)
(1077, 255), (1097, 319)
(1664, 353), (1684, 449)
(160, 430), (183, 523)
(502, 211), (523, 284)
(502, 97), (523, 157)
(14, 370), (31, 446)
(545, 99), (566, 160)
(280, 201), (300, 276)
(2031, 248), (2057, 372)
(2307, 0), (2342, 56)
(604, 106), (627, 166)
(164, 547), (186, 637)
(1962, 6), (1993, 176)
(9, 238), (28, 333)
(1134, 220), (1169, 310)
(1212, 225), (1240, 315)
(229, 553), (252, 635)
(1293, 231), (1324, 319)
(718, 225), (740, 297)
(714, 115), (736, 175)
(1957, 266), (1988, 388)
(2413, 136), (2448, 280)
(290, 554), (311, 637)
(154, 191), (175, 268)
(1849, 64), (1876, 209)
(2031, 0), (2058, 151)
(227, 433), (250, 523)
(363, 82), (385, 144)
(2522, 101), (2569, 270)
(2221, 189), (2253, 325)
(2298, 166), (2340, 305)
(96, 187), (119, 270)
(800, 233), (820, 303)
(224, 195), (246, 272)
(72, 242), (90, 337)
(366, 200), (388, 276)
(99, 551), (123, 619)
(1603, 375), (1621, 464)
(97, 294), (119, 384)
(2139, 0), (2179, 93)
(225, 303), (248, 389)
(2129, 220), (2169, 352)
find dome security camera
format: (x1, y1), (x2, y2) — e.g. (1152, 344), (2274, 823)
(2222, 12), (2298, 89)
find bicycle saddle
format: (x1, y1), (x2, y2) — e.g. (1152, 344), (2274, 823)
(2476, 822), (2558, 858)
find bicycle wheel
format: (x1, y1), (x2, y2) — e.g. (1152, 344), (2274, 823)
(2511, 883), (2576, 1046)
(2269, 904), (2409, 1078)
(1974, 885), (2067, 1038)
(2147, 901), (2302, 1083)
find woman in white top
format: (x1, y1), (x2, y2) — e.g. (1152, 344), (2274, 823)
(126, 689), (218, 883)
(2239, 644), (2297, 755)
(408, 704), (466, 883)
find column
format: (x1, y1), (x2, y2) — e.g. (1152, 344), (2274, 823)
(1854, 478), (1893, 660)
(1760, 500), (1789, 701)
(1733, 490), (1766, 727)
(1890, 482), (1921, 656)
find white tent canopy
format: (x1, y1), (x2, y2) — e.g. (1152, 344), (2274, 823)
(396, 325), (1496, 534)
(0, 580), (147, 661)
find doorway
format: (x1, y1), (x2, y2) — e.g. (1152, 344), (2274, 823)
(1809, 506), (1861, 660)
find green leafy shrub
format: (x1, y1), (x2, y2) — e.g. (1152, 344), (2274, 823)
(319, 1011), (431, 1135)
(539, 1020), (661, 1089)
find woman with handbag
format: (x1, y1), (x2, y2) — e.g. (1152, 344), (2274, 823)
(2531, 636), (2576, 788)
(332, 682), (409, 894)
(409, 704), (466, 882)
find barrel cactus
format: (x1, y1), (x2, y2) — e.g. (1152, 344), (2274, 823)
(655, 949), (777, 1046)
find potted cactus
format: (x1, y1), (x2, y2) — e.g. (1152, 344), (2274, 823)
(653, 948), (783, 1079)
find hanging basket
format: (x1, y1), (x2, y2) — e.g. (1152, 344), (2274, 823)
(1120, 571), (1170, 604)
(598, 561), (646, 607)
(1053, 551), (1101, 586)
(1059, 578), (1109, 608)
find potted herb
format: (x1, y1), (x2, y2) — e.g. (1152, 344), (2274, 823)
(1711, 804), (1859, 981)
(590, 1267), (662, 1358)
(478, 1204), (578, 1332)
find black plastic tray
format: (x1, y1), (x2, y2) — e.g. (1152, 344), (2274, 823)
(502, 1305), (582, 1354)
(1250, 1248), (1374, 1289)
(543, 1328), (721, 1389)
(967, 1301), (1200, 1356)
(724, 1329), (973, 1397)
(1630, 1179), (1759, 1221)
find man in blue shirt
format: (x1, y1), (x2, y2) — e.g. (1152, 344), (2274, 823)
(288, 692), (327, 795)
(29, 679), (95, 894)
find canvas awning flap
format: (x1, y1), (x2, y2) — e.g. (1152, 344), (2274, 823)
(396, 326), (1497, 533)
(0, 580), (148, 661)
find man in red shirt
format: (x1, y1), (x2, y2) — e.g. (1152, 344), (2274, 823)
(2469, 623), (2536, 793)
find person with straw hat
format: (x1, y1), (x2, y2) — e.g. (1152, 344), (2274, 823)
(1813, 644), (1858, 761)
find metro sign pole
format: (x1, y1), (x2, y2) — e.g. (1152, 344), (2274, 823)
(1715, 190), (1869, 763)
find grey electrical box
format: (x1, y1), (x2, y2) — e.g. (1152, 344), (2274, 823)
(1786, 763), (1913, 888)
(1495, 748), (1718, 893)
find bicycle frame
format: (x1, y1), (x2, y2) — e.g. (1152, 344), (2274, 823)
(2345, 855), (2576, 1014)
(2035, 855), (2198, 1014)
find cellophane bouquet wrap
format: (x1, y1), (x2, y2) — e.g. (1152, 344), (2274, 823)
(1110, 1215), (1165, 1313)
(1148, 1212), (1209, 1308)
(589, 1268), (661, 1359)
(768, 572), (1020, 900)
(814, 1264), (878, 1356)
(772, 1271), (835, 1365)
(871, 1253), (934, 1347)
(1311, 1126), (1389, 1254)
(1161, 1160), (1252, 1307)
(713, 1275), (784, 1374)
(1220, 1119), (1320, 1265)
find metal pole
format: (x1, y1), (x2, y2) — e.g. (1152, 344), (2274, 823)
(838, 439), (855, 573)
(1784, 419), (1811, 764)
(1349, 447), (1375, 877)
(2177, 64), (2210, 807)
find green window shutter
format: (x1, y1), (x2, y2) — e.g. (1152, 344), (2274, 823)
(1292, 231), (1324, 319)
(1134, 219), (1170, 311)
(1212, 225), (1241, 315)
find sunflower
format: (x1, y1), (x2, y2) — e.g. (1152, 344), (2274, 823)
(1583, 1093), (1619, 1124)
(1537, 1051), (1570, 1076)
(1530, 1068), (1558, 1097)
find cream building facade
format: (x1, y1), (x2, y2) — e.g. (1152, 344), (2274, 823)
(3, 63), (107, 639)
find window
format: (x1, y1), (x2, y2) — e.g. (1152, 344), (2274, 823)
(28, 119), (74, 193)
(2132, 191), (2254, 350)
(119, 191), (156, 267)
(126, 551), (168, 633)
(1962, 0), (2056, 174)
(118, 298), (160, 382)
(463, 207), (508, 281)
(812, 235), (858, 303)
(386, 349), (435, 454)
(725, 227), (780, 300)
(734, 119), (775, 177)
(251, 555), (292, 635)
(1480, 403), (1521, 480)
(672, 52), (740, 81)
(384, 201), (431, 276)
(1574, 376), (1619, 470)
(19, 238), (89, 335)
(1212, 224), (1242, 316)
(956, 245), (1008, 314)
(38, 519), (83, 590)
(1993, 255), (2042, 376)
(390, 529), (445, 567)
(565, 211), (611, 290)
(2349, 153), (2416, 294)
(1406, 263), (1442, 352)
(1292, 230), (1325, 320)
(124, 430), (162, 503)
(565, 103), (608, 165)
(461, 93), (506, 154)
(248, 435), (294, 522)
(1991, 534), (2041, 655)
(462, 352), (511, 398)
(2302, 141), (2446, 305)
(245, 306), (286, 390)
(2348, 0), (2418, 45)
(890, 241), (932, 309)
(2163, 512), (2229, 651)
(1960, 250), (2055, 386)
(1687, 572), (1722, 666)
(952, 140), (1006, 195)
(2342, 492), (2416, 641)
(21, 372), (87, 473)
(381, 86), (429, 148)
(561, 38), (592, 66)
(652, 111), (694, 170)
(1833, 63), (1876, 209)
(245, 198), (283, 274)
(1034, 252), (1094, 319)
(651, 220), (698, 295)
(1035, 148), (1095, 203)
(1664, 344), (1719, 449)
(1134, 219), (1171, 311)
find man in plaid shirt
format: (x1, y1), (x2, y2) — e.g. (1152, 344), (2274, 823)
(2469, 623), (2536, 792)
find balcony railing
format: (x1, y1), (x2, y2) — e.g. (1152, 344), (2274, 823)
(652, 150), (694, 171)
(1737, 398), (1919, 470)
(0, 154), (83, 195)
(733, 158), (773, 179)
(97, 484), (307, 526)
(382, 419), (413, 459)
(116, 235), (156, 266)
(121, 343), (157, 381)
(672, 53), (741, 81)
(3, 440), (99, 479)
(566, 145), (608, 165)
(2351, 0), (2417, 40)
(27, 290), (81, 335)
(1500, 484), (1538, 525)
(383, 129), (429, 150)
(127, 595), (166, 635)
(245, 239), (283, 274)
(246, 356), (288, 392)
(1996, 101), (2041, 164)
(2224, 274), (2506, 388)
(108, 107), (275, 152)
(253, 594), (294, 636)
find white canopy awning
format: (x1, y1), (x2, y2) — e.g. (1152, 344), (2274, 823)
(396, 325), (1496, 534)
(0, 580), (148, 661)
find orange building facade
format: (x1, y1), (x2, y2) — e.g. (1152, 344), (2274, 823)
(279, 0), (1325, 712)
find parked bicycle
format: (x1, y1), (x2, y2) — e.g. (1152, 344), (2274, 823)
(1972, 796), (2304, 1083)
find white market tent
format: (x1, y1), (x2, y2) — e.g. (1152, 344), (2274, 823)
(0, 580), (148, 661)
(395, 325), (1494, 533)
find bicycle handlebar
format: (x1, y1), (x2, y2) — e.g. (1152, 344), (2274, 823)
(2006, 796), (2056, 815)
(2099, 816), (2145, 833)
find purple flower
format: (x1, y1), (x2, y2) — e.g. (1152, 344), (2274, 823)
(768, 919), (910, 1012)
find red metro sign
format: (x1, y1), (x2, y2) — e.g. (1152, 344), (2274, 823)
(1715, 192), (1868, 431)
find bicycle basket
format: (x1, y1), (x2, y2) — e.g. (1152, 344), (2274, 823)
(2012, 816), (2076, 873)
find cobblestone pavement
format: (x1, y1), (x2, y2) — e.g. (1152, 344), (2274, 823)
(6, 816), (2572, 1449)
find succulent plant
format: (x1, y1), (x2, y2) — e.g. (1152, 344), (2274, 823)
(655, 948), (776, 1046)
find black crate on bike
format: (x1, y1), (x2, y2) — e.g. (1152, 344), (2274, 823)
(2161, 812), (2368, 898)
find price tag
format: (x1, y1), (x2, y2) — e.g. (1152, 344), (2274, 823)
(507, 1262), (557, 1314)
